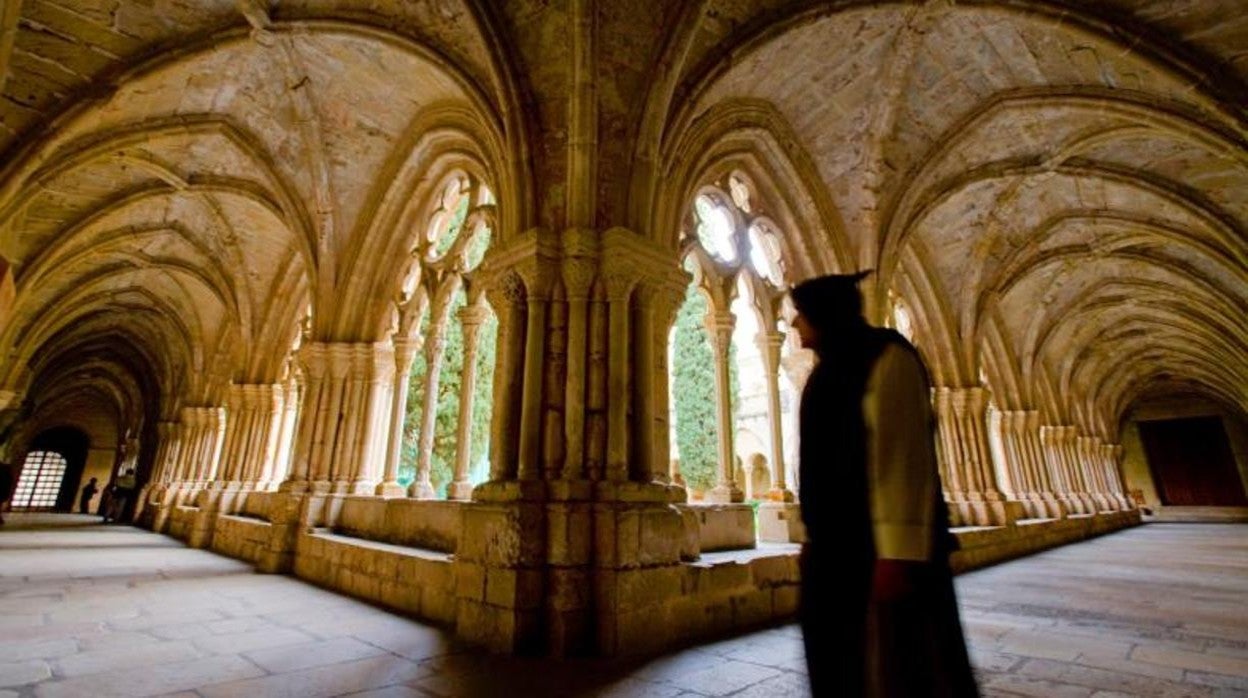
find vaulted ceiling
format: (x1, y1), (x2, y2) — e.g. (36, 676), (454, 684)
(0, 0), (1243, 450)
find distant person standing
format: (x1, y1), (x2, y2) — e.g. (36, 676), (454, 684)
(104, 469), (136, 523)
(79, 477), (99, 514)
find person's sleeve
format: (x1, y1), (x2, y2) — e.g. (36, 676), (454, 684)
(864, 343), (938, 562)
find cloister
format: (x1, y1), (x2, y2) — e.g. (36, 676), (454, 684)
(0, 0), (1244, 667)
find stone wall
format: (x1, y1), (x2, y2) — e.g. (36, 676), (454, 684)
(292, 531), (457, 625)
(210, 514), (271, 564)
(327, 497), (461, 553)
(236, 491), (275, 520)
(680, 504), (756, 552)
(165, 505), (197, 542)
(608, 552), (801, 655)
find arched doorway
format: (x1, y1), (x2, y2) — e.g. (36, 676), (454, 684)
(12, 427), (89, 512)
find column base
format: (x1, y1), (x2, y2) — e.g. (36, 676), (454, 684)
(705, 484), (744, 504)
(1058, 493), (1087, 515)
(448, 480), (474, 501)
(764, 487), (796, 503)
(1039, 494), (1067, 519)
(278, 479), (309, 493)
(409, 481), (438, 500)
(348, 480), (375, 496)
(375, 481), (407, 498)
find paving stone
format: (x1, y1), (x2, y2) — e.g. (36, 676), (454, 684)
(343, 687), (425, 698)
(197, 655), (430, 698)
(3, 517), (1246, 698)
(0, 640), (78, 662)
(663, 659), (783, 695)
(52, 641), (202, 678)
(0, 660), (51, 687)
(1132, 645), (1248, 677)
(35, 655), (265, 698)
(191, 627), (311, 655)
(243, 637), (388, 674)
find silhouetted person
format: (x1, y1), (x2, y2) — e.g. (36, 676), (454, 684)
(80, 477), (99, 514)
(0, 461), (13, 525)
(792, 272), (977, 698)
(103, 469), (136, 523)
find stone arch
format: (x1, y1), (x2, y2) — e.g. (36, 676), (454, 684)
(653, 99), (852, 275)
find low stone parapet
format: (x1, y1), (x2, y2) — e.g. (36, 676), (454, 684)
(293, 529), (457, 625)
(328, 496), (461, 553)
(951, 509), (1141, 572)
(678, 503), (756, 552)
(236, 490), (275, 520)
(211, 514), (271, 564)
(165, 505), (198, 542)
(608, 546), (801, 655)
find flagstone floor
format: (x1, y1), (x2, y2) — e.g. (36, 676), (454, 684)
(0, 514), (1243, 697)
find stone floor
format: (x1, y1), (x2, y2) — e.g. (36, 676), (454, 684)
(0, 515), (1244, 697)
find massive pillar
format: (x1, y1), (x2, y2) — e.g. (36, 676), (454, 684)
(932, 387), (1015, 526)
(1022, 412), (1065, 518)
(285, 342), (393, 495)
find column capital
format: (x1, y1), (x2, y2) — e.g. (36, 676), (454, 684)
(602, 267), (638, 302)
(562, 256), (597, 302)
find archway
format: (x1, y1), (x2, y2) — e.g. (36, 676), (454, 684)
(12, 427), (89, 512)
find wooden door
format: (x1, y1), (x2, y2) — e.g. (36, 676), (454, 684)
(1138, 417), (1247, 506)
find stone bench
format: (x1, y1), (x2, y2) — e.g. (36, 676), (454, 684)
(293, 529), (457, 625)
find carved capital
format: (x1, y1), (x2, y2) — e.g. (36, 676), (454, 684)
(457, 303), (489, 328)
(562, 257), (597, 301)
(755, 330), (786, 367)
(392, 336), (423, 370)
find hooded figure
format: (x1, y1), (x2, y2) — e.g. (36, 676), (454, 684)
(791, 272), (977, 698)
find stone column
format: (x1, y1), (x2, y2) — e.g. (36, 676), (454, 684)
(449, 304), (488, 500)
(705, 310), (743, 503)
(1104, 444), (1132, 509)
(412, 288), (458, 499)
(932, 387), (1014, 526)
(1023, 413), (1065, 518)
(602, 271), (635, 483)
(286, 342), (393, 495)
(997, 411), (1050, 518)
(780, 349), (815, 496)
(218, 385), (249, 488)
(265, 377), (299, 489)
(1039, 425), (1082, 514)
(153, 421), (181, 484)
(216, 384), (286, 492)
(283, 347), (325, 492)
(647, 283), (686, 496)
(932, 389), (972, 525)
(1060, 426), (1098, 513)
(377, 336), (421, 497)
(485, 272), (527, 482)
(561, 258), (595, 481)
(1078, 435), (1113, 512)
(356, 344), (395, 493)
(181, 406), (225, 487)
(757, 330), (794, 501)
(248, 385), (286, 490)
